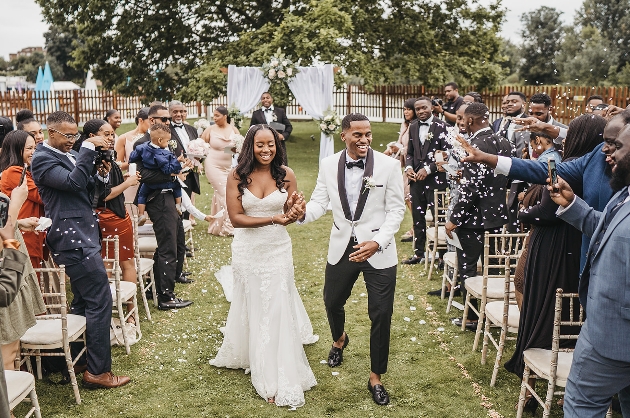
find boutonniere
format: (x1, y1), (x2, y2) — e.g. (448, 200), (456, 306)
(426, 132), (434, 141)
(168, 139), (177, 151)
(362, 176), (378, 194)
(272, 113), (278, 122)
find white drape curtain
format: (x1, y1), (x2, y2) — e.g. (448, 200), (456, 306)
(227, 65), (270, 115)
(288, 64), (335, 163)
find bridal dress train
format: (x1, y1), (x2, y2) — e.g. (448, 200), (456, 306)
(210, 189), (318, 408)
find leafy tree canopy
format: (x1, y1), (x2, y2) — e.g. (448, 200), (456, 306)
(518, 6), (564, 85)
(37, 0), (506, 101)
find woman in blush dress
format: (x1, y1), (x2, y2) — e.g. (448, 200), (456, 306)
(210, 125), (317, 408)
(116, 107), (150, 204)
(202, 106), (239, 236)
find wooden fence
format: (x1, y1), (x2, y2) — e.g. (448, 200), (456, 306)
(1, 85), (629, 126)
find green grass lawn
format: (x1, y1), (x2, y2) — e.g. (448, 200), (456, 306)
(14, 120), (617, 417)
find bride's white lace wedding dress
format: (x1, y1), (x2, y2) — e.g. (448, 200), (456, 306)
(210, 188), (318, 408)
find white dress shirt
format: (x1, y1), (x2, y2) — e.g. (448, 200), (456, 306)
(345, 156), (365, 218)
(263, 105), (275, 124)
(172, 123), (191, 150)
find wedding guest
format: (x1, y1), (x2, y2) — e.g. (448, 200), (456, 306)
(463, 91), (483, 104)
(0, 131), (46, 270)
(584, 95), (604, 114)
(16, 118), (44, 145)
(249, 92), (293, 164)
(383, 97), (417, 243)
(31, 110), (130, 388)
(105, 109), (122, 140)
(0, 181), (46, 374)
(525, 92), (568, 144)
(445, 103), (512, 330)
(504, 114), (606, 413)
(491, 95), (510, 133)
(211, 124), (317, 408)
(0, 117), (13, 149)
(402, 97), (449, 265)
(116, 107), (149, 203)
(77, 119), (141, 321)
(433, 82), (463, 126)
(202, 106), (239, 236)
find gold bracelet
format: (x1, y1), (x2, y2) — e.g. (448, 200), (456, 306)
(2, 239), (20, 250)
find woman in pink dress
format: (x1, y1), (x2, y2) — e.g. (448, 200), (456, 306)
(202, 106), (240, 236)
(115, 108), (150, 203)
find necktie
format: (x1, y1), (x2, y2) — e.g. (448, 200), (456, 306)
(604, 188), (629, 226)
(346, 160), (365, 170)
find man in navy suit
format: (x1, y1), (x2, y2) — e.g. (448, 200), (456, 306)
(249, 92), (293, 164)
(31, 111), (130, 389)
(549, 115), (630, 417)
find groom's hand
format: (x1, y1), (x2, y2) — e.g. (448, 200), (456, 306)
(349, 241), (379, 262)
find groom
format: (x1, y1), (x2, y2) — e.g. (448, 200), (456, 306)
(300, 113), (405, 405)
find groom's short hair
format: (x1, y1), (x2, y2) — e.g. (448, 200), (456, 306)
(342, 113), (369, 131)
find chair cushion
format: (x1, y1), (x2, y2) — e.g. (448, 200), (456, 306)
(21, 315), (86, 346)
(464, 276), (514, 299)
(444, 251), (457, 267)
(110, 281), (137, 302)
(182, 219), (192, 232)
(5, 370), (34, 408)
(426, 226), (446, 244)
(523, 348), (573, 387)
(138, 236), (158, 253)
(138, 257), (154, 275)
(485, 301), (520, 328)
(137, 224), (155, 236)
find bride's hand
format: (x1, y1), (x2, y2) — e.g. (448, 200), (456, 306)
(271, 213), (294, 226)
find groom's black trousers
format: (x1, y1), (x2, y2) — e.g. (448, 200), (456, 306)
(324, 239), (397, 375)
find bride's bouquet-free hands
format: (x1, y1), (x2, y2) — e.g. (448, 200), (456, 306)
(282, 191), (306, 223)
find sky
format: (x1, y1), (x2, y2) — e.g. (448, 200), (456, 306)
(2, 0), (580, 61)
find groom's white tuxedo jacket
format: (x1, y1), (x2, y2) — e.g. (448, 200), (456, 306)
(302, 148), (405, 269)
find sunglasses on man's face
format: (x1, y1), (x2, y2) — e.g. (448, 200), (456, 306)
(151, 116), (172, 123)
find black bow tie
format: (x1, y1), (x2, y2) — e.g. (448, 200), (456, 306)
(173, 123), (184, 128)
(418, 122), (429, 126)
(346, 160), (365, 170)
(264, 108), (272, 112)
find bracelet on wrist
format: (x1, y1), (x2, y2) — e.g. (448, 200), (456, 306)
(270, 216), (275, 226)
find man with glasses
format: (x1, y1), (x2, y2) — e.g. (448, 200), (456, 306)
(30, 111), (130, 389)
(133, 104), (194, 309)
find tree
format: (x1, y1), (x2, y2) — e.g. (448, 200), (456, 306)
(44, 25), (86, 83)
(37, 0), (507, 100)
(557, 25), (618, 86)
(519, 6), (564, 85)
(1, 52), (63, 82)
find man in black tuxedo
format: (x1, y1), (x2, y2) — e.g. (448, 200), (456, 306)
(445, 103), (513, 329)
(249, 92), (293, 164)
(133, 104), (194, 309)
(169, 100), (201, 197)
(402, 97), (450, 265)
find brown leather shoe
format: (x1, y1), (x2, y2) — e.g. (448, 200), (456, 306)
(83, 371), (130, 389)
(74, 364), (87, 375)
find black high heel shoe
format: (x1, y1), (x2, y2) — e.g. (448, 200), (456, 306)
(523, 396), (539, 415)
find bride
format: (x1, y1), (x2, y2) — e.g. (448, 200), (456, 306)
(210, 124), (318, 408)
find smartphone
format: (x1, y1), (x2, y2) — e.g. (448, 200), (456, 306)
(0, 195), (9, 228)
(18, 163), (28, 186)
(548, 158), (558, 192)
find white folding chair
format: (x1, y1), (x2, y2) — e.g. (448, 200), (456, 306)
(6, 370), (42, 418)
(127, 202), (157, 315)
(102, 236), (141, 354)
(425, 189), (449, 279)
(20, 265), (86, 404)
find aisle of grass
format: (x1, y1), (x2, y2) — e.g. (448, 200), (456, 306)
(15, 120), (614, 417)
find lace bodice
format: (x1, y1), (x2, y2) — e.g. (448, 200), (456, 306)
(241, 188), (287, 217)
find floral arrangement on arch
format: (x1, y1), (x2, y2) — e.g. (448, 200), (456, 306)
(227, 104), (244, 129)
(318, 109), (342, 136)
(261, 48), (298, 84)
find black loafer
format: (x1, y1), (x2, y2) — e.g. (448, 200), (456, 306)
(176, 275), (195, 284)
(451, 317), (478, 331)
(401, 256), (425, 265)
(401, 236), (413, 242)
(158, 298), (193, 310)
(368, 380), (390, 405)
(327, 333), (349, 367)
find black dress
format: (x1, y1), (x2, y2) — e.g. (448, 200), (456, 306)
(504, 183), (582, 377)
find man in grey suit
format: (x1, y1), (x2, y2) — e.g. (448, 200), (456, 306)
(550, 119), (630, 417)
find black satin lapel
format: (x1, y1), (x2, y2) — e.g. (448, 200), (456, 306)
(353, 148), (374, 221)
(421, 125), (433, 157)
(337, 150), (352, 220)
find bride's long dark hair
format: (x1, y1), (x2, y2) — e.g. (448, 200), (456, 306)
(234, 124), (287, 196)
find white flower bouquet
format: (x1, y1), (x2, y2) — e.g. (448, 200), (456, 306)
(261, 48), (298, 84)
(227, 105), (243, 129)
(229, 133), (245, 154)
(318, 109), (342, 136)
(193, 118), (210, 136)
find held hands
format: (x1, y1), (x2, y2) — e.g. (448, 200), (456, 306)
(547, 175), (575, 208)
(282, 191), (306, 224)
(349, 241), (380, 262)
